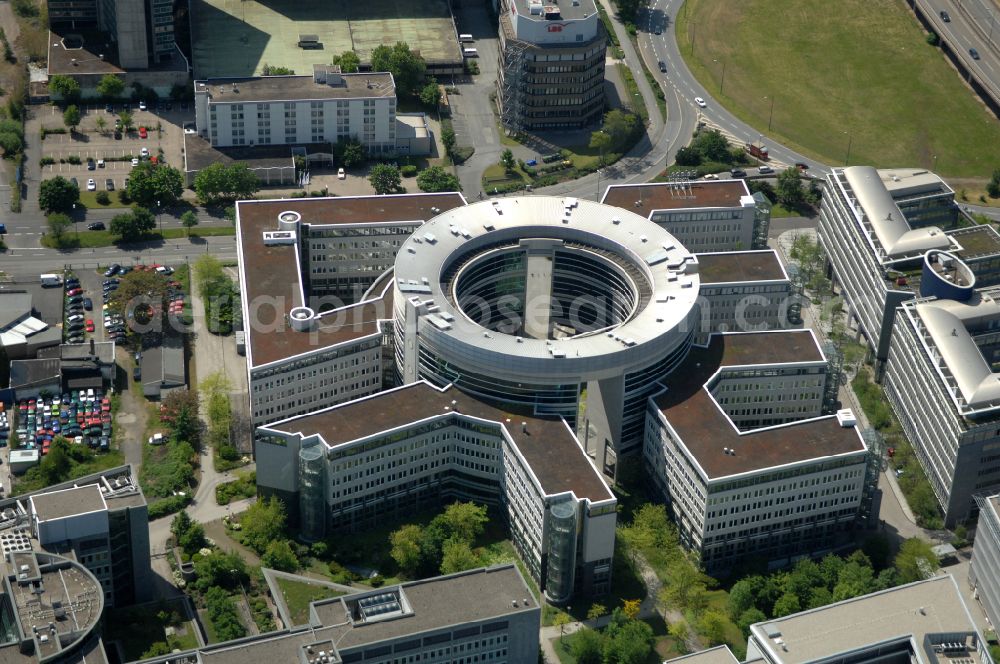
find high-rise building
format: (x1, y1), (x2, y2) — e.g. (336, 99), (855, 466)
(48, 0), (175, 69)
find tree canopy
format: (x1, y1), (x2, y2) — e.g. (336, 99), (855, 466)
(46, 213), (72, 240)
(126, 162), (184, 207)
(262, 540), (299, 572)
(333, 50), (360, 73)
(388, 502), (489, 577)
(370, 42), (426, 97)
(368, 163), (401, 195)
(96, 74), (125, 99)
(49, 75), (80, 102)
(62, 105), (81, 132)
(39, 176), (80, 212)
(109, 207), (156, 242)
(239, 496), (287, 554)
(416, 166), (460, 192)
(194, 163), (260, 204)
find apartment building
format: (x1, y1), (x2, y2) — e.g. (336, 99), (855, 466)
(235, 194), (467, 427)
(884, 284), (1000, 526)
(818, 166), (1000, 377)
(746, 575), (991, 664)
(0, 466), (150, 608)
(603, 180), (770, 253)
(496, 0), (607, 131)
(257, 381), (616, 602)
(195, 67), (397, 153)
(644, 330), (875, 572)
(696, 250), (796, 343)
(138, 566), (539, 664)
(48, 0), (175, 68)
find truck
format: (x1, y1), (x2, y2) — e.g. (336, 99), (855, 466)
(39, 274), (63, 288)
(745, 141), (769, 161)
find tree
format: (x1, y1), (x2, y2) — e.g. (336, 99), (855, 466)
(333, 50), (361, 73)
(110, 207), (156, 241)
(692, 129), (732, 163)
(552, 611), (572, 643)
(108, 269), (170, 324)
(589, 130), (612, 165)
(419, 79), (440, 108)
(341, 140), (365, 168)
(437, 501), (488, 544)
(194, 163), (261, 204)
(39, 437), (72, 485)
(39, 176), (80, 212)
(181, 210), (199, 236)
(126, 162), (184, 207)
(177, 520), (206, 556)
(601, 109), (638, 150)
(0, 130), (22, 155)
(47, 212), (72, 240)
(95, 116), (107, 135)
(262, 540), (299, 572)
(97, 74), (125, 99)
(621, 598), (641, 620)
(894, 538), (939, 583)
(369, 163), (401, 195)
(675, 145), (702, 166)
(737, 607), (767, 638)
(63, 105), (81, 133)
(162, 389), (201, 446)
(987, 168), (1000, 198)
(441, 127), (456, 156)
(697, 610), (730, 646)
(119, 110), (134, 132)
(612, 0), (650, 23)
(568, 627), (603, 664)
(193, 550), (248, 591)
(390, 523), (424, 576)
(586, 603), (606, 621)
(416, 166), (461, 192)
(668, 620), (691, 653)
(772, 592), (801, 617)
(370, 42), (427, 97)
(603, 616), (654, 664)
(500, 149), (515, 172)
(439, 537), (480, 574)
(240, 496), (286, 554)
(141, 642), (171, 659)
(776, 167), (805, 208)
(48, 75), (80, 102)
(261, 63), (294, 75)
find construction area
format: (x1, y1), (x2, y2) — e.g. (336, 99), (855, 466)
(190, 0), (463, 79)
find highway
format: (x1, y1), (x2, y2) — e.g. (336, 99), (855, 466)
(915, 0), (1000, 109)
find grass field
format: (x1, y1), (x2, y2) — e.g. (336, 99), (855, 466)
(41, 225), (235, 249)
(675, 0), (1000, 178)
(102, 599), (199, 660)
(274, 577), (345, 626)
(190, 0), (461, 78)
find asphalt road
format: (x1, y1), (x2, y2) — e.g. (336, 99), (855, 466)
(919, 0), (1000, 105)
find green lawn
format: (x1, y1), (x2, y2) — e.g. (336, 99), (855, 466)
(78, 191), (132, 208)
(41, 226), (235, 249)
(675, 0), (1000, 178)
(274, 577), (345, 626)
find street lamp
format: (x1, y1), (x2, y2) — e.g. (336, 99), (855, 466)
(156, 200), (162, 236)
(596, 169), (602, 201)
(72, 203), (78, 238)
(714, 59), (727, 94)
(765, 96), (775, 132)
(844, 131), (853, 166)
(932, 154), (939, 172)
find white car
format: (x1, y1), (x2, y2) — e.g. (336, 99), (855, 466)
(87, 178), (96, 191)
(140, 147), (149, 158)
(138, 100), (147, 111)
(694, 97), (707, 108)
(704, 173), (718, 180)
(148, 433), (164, 445)
(97, 158), (105, 168)
(337, 167), (346, 180)
(131, 158), (139, 167)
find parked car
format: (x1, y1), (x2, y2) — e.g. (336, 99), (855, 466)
(131, 158), (139, 167)
(138, 101), (147, 111)
(83, 298), (93, 310)
(87, 160), (96, 171)
(148, 433), (164, 445)
(140, 147), (150, 158)
(97, 158), (105, 168)
(338, 167), (346, 180)
(104, 264), (121, 277)
(87, 222), (106, 231)
(758, 165), (774, 175)
(87, 179), (96, 191)
(138, 127), (148, 139)
(105, 179), (114, 191)
(133, 366), (141, 381)
(85, 320), (95, 333)
(730, 168), (747, 178)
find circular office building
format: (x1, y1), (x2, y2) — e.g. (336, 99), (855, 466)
(393, 196), (700, 469)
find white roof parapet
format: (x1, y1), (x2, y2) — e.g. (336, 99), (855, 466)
(914, 293), (1000, 413)
(843, 166), (951, 259)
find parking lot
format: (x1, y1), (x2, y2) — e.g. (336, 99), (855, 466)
(29, 102), (192, 193)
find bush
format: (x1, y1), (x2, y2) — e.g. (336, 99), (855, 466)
(148, 493), (192, 520)
(401, 164), (418, 177)
(39, 156), (54, 166)
(66, 155), (81, 165)
(95, 191), (110, 205)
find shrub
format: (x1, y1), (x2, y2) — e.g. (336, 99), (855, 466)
(148, 493), (192, 520)
(95, 191), (110, 205)
(66, 155), (81, 165)
(39, 156), (54, 166)
(401, 164), (418, 177)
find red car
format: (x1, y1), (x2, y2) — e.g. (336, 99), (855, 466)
(85, 319), (94, 332)
(66, 287), (82, 296)
(139, 126), (148, 139)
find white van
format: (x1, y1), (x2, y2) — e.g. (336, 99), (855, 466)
(463, 48), (479, 57)
(459, 33), (474, 42)
(40, 274), (63, 287)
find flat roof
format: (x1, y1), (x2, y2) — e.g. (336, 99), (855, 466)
(602, 181), (751, 215)
(183, 134), (296, 174)
(29, 484), (106, 521)
(266, 381), (613, 502)
(510, 0), (596, 21)
(697, 251), (787, 283)
(749, 575), (982, 664)
(654, 331), (866, 480)
(236, 194), (466, 369)
(195, 72), (395, 103)
(949, 225), (1000, 259)
(664, 646), (740, 664)
(198, 566), (537, 664)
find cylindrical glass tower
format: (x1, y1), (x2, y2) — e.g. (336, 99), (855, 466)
(544, 500), (578, 605)
(298, 442), (326, 542)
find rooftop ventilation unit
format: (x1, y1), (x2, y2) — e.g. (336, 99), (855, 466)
(836, 409), (857, 427)
(262, 230), (297, 245)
